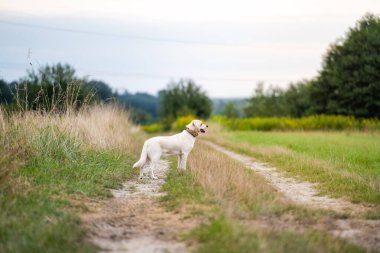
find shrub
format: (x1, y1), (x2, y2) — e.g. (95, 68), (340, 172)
(141, 123), (164, 133)
(171, 114), (197, 132)
(214, 115), (380, 131)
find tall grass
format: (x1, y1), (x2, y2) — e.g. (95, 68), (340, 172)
(188, 142), (289, 216)
(0, 104), (141, 190)
(0, 103), (142, 253)
(9, 80), (94, 113)
(214, 115), (380, 131)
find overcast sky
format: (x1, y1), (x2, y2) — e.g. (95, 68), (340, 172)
(0, 0), (378, 97)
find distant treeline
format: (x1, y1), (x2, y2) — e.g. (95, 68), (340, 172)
(0, 64), (159, 124)
(0, 65), (210, 126)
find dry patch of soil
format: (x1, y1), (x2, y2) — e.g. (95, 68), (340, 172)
(82, 160), (198, 253)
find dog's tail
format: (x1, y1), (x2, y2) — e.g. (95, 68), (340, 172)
(133, 143), (148, 168)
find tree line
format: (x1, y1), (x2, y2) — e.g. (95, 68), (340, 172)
(0, 64), (209, 126)
(0, 63), (160, 123)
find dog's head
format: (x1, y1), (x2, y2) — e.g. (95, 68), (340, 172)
(186, 120), (208, 134)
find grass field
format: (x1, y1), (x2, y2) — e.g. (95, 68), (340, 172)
(160, 142), (367, 253)
(205, 126), (380, 206)
(2, 109), (379, 252)
(0, 106), (143, 253)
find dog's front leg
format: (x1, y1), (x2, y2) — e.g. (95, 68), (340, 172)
(179, 153), (188, 171)
(177, 154), (183, 170)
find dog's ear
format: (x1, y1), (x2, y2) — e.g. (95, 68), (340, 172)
(186, 120), (195, 130)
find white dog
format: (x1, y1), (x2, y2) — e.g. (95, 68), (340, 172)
(133, 119), (208, 179)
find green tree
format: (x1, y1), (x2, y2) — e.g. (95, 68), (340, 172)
(159, 79), (212, 129)
(118, 91), (158, 117)
(223, 101), (239, 118)
(13, 63), (92, 111)
(85, 80), (113, 101)
(244, 82), (287, 117)
(283, 80), (313, 117)
(310, 13), (380, 118)
(0, 80), (13, 104)
(117, 91), (159, 124)
(244, 82), (265, 117)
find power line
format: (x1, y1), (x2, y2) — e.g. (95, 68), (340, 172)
(0, 20), (297, 84)
(0, 19), (246, 47)
(0, 61), (292, 83)
(77, 67), (263, 82)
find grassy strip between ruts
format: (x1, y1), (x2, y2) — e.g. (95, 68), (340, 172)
(0, 106), (142, 253)
(159, 141), (367, 253)
(204, 127), (380, 210)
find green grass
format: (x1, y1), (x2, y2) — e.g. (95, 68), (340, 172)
(188, 142), (343, 219)
(23, 150), (136, 198)
(206, 130), (380, 205)
(161, 145), (369, 253)
(0, 126), (138, 253)
(189, 217), (365, 253)
(230, 131), (380, 173)
(0, 192), (95, 253)
(159, 157), (214, 210)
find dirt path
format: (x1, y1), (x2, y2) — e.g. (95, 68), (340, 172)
(80, 140), (380, 252)
(82, 160), (197, 253)
(203, 140), (380, 251)
(203, 140), (368, 213)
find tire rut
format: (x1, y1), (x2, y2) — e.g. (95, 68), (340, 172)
(82, 160), (196, 253)
(203, 140), (380, 251)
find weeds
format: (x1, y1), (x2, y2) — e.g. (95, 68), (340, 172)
(0, 105), (142, 253)
(9, 80), (94, 114)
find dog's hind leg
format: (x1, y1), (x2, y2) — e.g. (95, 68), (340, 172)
(139, 165), (144, 179)
(147, 146), (160, 180)
(150, 162), (158, 180)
